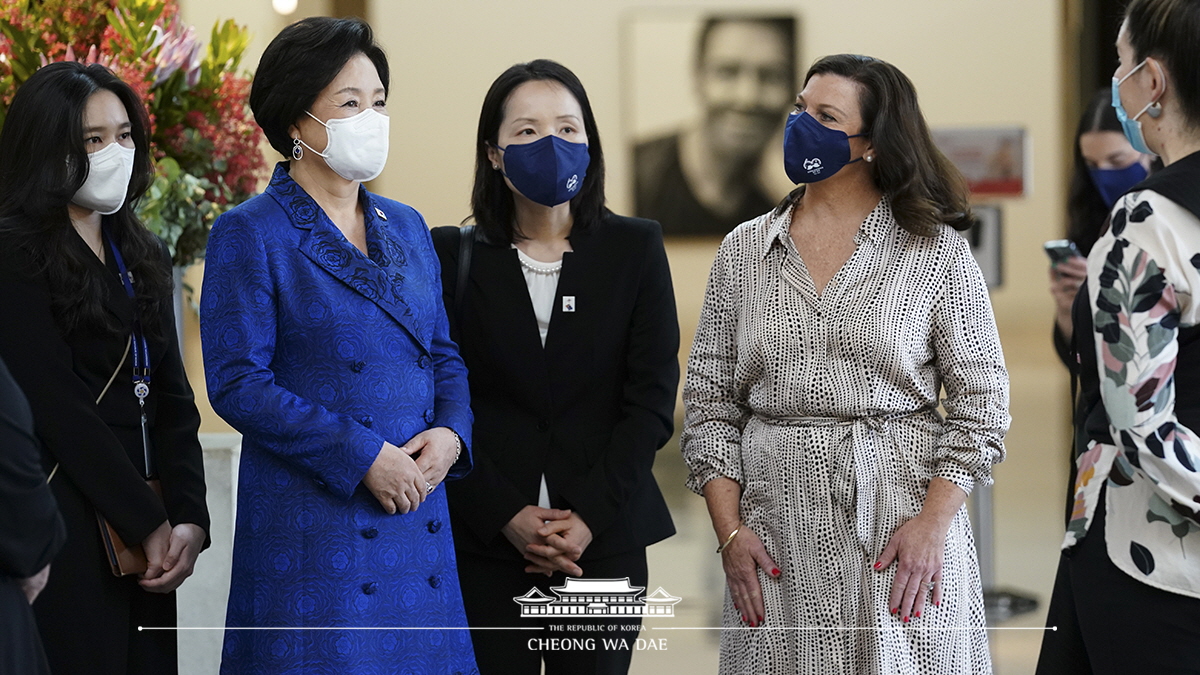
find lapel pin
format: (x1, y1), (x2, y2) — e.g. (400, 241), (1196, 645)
(562, 296), (576, 313)
(374, 207), (387, 221)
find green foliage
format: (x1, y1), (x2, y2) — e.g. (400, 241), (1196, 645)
(136, 156), (228, 265)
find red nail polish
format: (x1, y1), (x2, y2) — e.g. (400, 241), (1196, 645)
(915, 611), (921, 619)
(902, 616), (909, 623)
(935, 601), (941, 607)
(772, 568), (781, 576)
(758, 615), (764, 624)
(872, 562), (882, 570)
(890, 607), (898, 615)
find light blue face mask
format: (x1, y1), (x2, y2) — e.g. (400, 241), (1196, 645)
(1112, 60), (1159, 156)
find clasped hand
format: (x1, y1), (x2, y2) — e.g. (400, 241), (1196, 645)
(139, 521), (205, 594)
(362, 428), (459, 515)
(502, 505), (593, 578)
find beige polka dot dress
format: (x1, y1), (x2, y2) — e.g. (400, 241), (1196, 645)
(682, 200), (1010, 674)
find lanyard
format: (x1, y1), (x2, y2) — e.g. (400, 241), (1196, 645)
(104, 228), (154, 477)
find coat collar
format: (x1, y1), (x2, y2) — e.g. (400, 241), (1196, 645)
(264, 162), (428, 352)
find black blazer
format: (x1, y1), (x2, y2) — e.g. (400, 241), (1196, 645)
(0, 223), (208, 672)
(0, 356), (64, 675)
(432, 214), (679, 561)
(0, 229), (208, 544)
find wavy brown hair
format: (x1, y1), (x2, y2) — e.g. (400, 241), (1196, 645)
(776, 54), (971, 236)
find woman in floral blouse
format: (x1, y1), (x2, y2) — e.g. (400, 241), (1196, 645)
(1037, 1), (1200, 672)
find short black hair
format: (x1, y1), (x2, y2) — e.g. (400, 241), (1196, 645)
(251, 17), (389, 157)
(468, 59), (608, 244)
(695, 15), (797, 82)
(1125, 0), (1200, 129)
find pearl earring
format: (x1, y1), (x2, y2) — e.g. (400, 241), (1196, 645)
(865, 155), (874, 163)
(1148, 101), (1163, 119)
(492, 164), (499, 170)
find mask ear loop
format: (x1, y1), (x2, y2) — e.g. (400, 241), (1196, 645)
(487, 142), (508, 176)
(295, 111), (332, 158)
(846, 132), (871, 165)
(1146, 60), (1166, 119)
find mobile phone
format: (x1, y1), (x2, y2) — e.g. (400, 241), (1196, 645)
(1043, 239), (1080, 265)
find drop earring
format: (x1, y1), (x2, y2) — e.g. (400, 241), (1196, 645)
(292, 138), (304, 161)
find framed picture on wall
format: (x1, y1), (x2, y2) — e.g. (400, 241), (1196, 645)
(961, 203), (1003, 289)
(622, 10), (801, 237)
(931, 127), (1028, 197)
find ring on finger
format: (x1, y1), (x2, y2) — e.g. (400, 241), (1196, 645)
(922, 581), (937, 591)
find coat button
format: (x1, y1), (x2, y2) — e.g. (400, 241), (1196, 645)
(351, 360), (366, 373)
(424, 409), (435, 424)
(361, 582), (378, 595)
(537, 419), (550, 432)
(426, 519), (442, 534)
(428, 575), (441, 589)
(361, 527), (379, 539)
(361, 415), (373, 428)
(418, 355), (432, 369)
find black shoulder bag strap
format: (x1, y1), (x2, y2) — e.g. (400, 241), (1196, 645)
(454, 225), (476, 323)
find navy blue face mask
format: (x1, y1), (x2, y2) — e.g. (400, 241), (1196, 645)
(1088, 161), (1148, 209)
(783, 111), (867, 184)
(497, 135), (590, 207)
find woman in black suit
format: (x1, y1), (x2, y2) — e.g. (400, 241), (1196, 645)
(0, 63), (208, 674)
(432, 59), (679, 675)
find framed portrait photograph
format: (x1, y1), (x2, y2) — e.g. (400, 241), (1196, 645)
(623, 10), (801, 237)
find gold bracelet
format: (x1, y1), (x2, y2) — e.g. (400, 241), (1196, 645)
(716, 523), (742, 554)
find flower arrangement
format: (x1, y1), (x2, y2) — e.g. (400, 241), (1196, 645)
(0, 0), (266, 267)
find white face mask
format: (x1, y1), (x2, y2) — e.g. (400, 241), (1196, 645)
(71, 142), (136, 215)
(297, 108), (390, 182)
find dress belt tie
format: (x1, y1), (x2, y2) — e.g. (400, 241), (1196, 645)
(752, 407), (939, 552)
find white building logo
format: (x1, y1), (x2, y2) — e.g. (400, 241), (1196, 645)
(514, 577), (680, 618)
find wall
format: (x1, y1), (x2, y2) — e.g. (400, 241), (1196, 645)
(178, 0), (1073, 632)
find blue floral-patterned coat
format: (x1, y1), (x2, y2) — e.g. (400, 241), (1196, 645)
(200, 164), (478, 674)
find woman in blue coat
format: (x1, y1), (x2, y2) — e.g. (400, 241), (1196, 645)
(200, 18), (477, 674)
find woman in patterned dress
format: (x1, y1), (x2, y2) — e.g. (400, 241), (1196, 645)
(1036, 1), (1200, 672)
(681, 54), (1010, 674)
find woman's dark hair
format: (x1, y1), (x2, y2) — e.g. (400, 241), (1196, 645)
(251, 17), (389, 157)
(1125, 0), (1200, 130)
(1066, 89), (1124, 256)
(0, 61), (169, 337)
(775, 54), (972, 236)
(468, 59), (608, 244)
